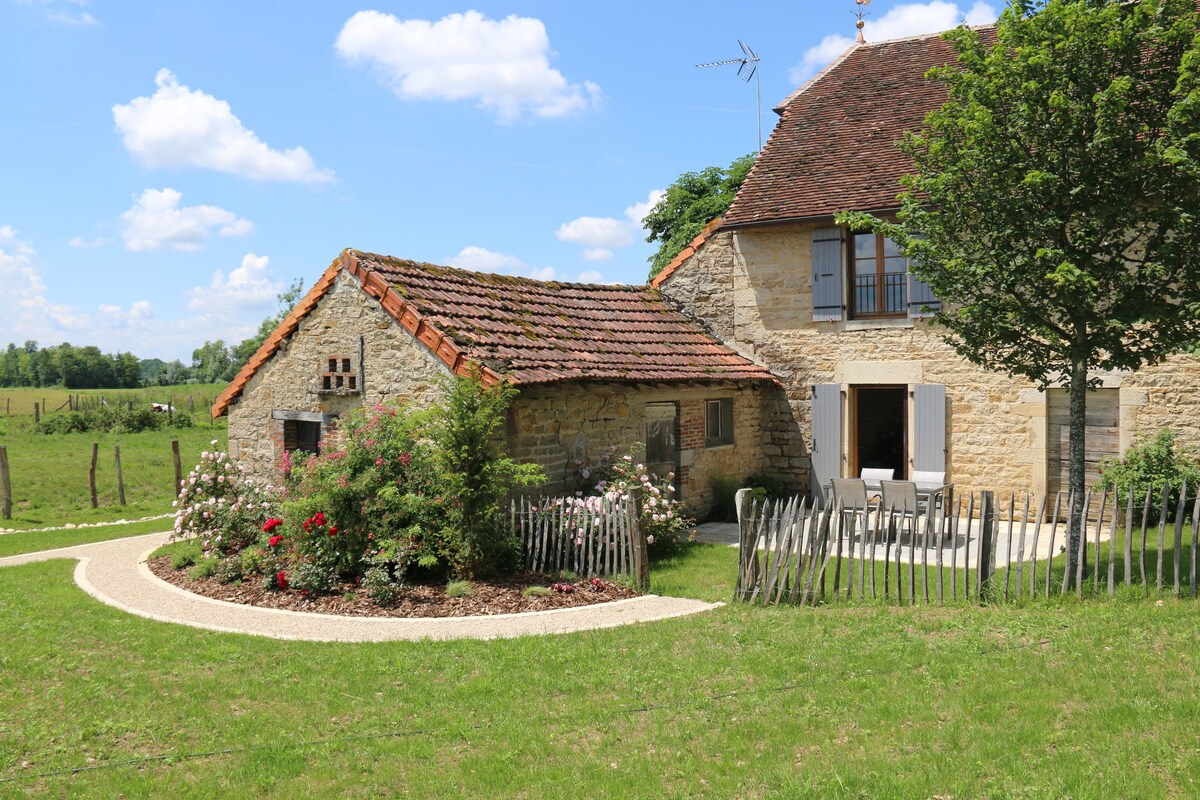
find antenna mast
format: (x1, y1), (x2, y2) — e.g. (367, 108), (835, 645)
(696, 40), (762, 152)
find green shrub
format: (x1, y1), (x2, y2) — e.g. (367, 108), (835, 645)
(1098, 429), (1200, 520)
(170, 540), (202, 570)
(708, 475), (740, 522)
(446, 579), (473, 598)
(522, 585), (551, 598)
(745, 473), (788, 503)
(363, 566), (405, 606)
(290, 560), (338, 595)
(189, 557), (219, 580)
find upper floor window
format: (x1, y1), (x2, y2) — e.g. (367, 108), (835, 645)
(811, 227), (939, 323)
(320, 354), (358, 392)
(851, 233), (908, 319)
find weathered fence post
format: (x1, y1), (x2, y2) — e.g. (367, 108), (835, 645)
(33, 402), (39, 425)
(0, 445), (11, 520)
(113, 445), (126, 506)
(171, 439), (183, 495)
(734, 488), (754, 600)
(626, 486), (649, 591)
(89, 442), (99, 509)
(977, 491), (996, 602)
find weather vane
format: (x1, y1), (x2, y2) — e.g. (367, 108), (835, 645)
(696, 40), (763, 152)
(855, 0), (872, 43)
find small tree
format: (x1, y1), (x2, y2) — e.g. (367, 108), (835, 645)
(840, 0), (1200, 578)
(644, 153), (755, 279)
(434, 374), (544, 577)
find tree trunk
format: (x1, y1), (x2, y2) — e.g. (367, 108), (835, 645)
(1066, 358), (1089, 589)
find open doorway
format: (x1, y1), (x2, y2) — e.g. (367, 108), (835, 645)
(852, 386), (906, 479)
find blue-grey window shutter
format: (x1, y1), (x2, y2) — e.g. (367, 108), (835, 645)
(914, 383), (946, 472)
(907, 251), (940, 318)
(811, 228), (843, 322)
(810, 384), (841, 507)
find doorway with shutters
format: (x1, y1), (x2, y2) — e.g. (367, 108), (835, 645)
(851, 386), (907, 479)
(810, 382), (947, 506)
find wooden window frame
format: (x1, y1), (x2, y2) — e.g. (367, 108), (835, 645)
(849, 232), (908, 320)
(704, 398), (734, 447)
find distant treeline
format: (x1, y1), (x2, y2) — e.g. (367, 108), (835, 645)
(1, 279), (305, 390)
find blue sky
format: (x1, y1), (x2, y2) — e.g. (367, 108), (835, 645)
(0, 0), (998, 362)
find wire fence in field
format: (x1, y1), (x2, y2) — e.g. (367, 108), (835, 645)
(511, 490), (649, 589)
(736, 482), (1199, 606)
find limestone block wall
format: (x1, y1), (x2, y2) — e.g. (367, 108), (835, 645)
(226, 270), (450, 483)
(508, 381), (774, 517)
(659, 222), (1200, 499)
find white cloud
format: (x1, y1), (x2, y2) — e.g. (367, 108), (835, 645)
(17, 0), (98, 25)
(577, 270), (605, 283)
(113, 69), (333, 183)
(0, 226), (90, 342)
(448, 246), (562, 281)
(789, 1), (999, 84)
(556, 188), (664, 261)
(188, 253), (281, 311)
(99, 300), (154, 327)
(68, 235), (110, 249)
(335, 10), (601, 122)
(120, 188), (252, 252)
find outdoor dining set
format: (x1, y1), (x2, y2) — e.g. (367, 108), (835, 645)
(826, 469), (954, 540)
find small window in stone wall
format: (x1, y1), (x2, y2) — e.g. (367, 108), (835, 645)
(284, 419), (322, 454)
(705, 398), (734, 447)
(320, 354), (358, 392)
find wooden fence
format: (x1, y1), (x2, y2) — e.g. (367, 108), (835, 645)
(735, 482), (1199, 606)
(511, 490), (649, 589)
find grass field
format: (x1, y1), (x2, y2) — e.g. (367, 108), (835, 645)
(1, 541), (1197, 798)
(0, 385), (227, 529)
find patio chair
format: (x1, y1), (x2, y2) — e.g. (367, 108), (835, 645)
(911, 470), (948, 518)
(880, 479), (926, 543)
(859, 467), (894, 502)
(831, 478), (873, 539)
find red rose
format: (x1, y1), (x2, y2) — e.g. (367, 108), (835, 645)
(268, 535), (283, 547)
(329, 526), (338, 535)
(276, 571), (288, 590)
(262, 518), (283, 533)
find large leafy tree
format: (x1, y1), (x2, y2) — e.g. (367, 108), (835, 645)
(840, 0), (1200, 569)
(644, 153), (755, 279)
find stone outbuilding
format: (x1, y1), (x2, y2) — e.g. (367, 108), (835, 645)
(212, 249), (790, 516)
(653, 27), (1200, 502)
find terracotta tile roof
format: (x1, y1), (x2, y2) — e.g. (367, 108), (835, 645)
(353, 250), (775, 386)
(212, 249), (775, 417)
(649, 217), (723, 288)
(722, 27), (996, 228)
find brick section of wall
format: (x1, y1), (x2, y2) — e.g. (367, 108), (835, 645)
(227, 271), (451, 484)
(659, 223), (1200, 499)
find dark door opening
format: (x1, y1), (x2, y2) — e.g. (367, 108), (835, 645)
(645, 402), (680, 492)
(853, 386), (906, 479)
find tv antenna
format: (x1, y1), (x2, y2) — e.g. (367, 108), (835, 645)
(697, 39), (762, 152)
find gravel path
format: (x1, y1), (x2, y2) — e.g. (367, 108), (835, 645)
(0, 533), (722, 642)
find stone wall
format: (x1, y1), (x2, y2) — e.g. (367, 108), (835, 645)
(225, 268), (779, 518)
(509, 381), (775, 516)
(226, 270), (451, 483)
(659, 222), (1200, 499)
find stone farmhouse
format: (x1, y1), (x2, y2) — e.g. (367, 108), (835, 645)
(653, 27), (1200, 503)
(211, 249), (788, 515)
(215, 25), (1200, 516)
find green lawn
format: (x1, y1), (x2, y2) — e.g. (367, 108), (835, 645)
(0, 384), (227, 529)
(1, 541), (1197, 798)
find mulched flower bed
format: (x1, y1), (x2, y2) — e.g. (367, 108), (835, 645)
(147, 555), (639, 618)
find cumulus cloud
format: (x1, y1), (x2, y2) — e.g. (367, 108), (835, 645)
(17, 0), (98, 25)
(789, 1), (999, 84)
(335, 10), (601, 122)
(0, 226), (89, 342)
(448, 246), (562, 281)
(556, 188), (664, 261)
(99, 300), (154, 327)
(188, 253), (281, 312)
(113, 69), (333, 182)
(120, 188), (252, 252)
(577, 270), (605, 283)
